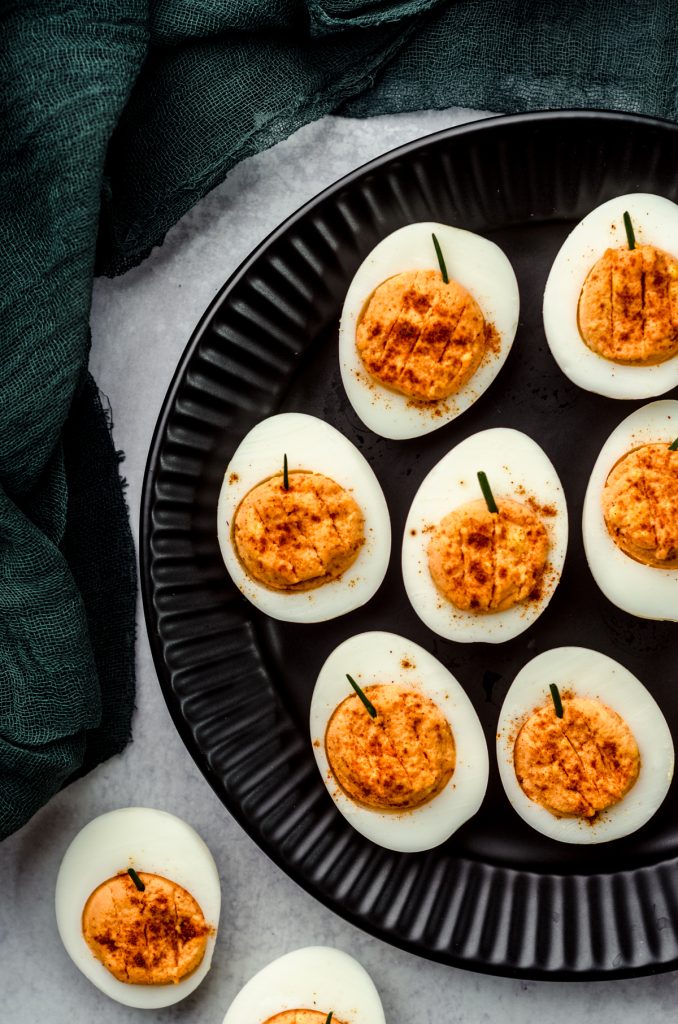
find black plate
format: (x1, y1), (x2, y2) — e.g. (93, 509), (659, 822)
(141, 110), (678, 980)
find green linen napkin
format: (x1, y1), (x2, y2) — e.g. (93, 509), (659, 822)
(0, 3), (145, 840)
(2, 0), (676, 841)
(100, 0), (678, 277)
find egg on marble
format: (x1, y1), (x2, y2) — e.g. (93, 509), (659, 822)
(221, 946), (385, 1024)
(55, 807), (220, 1008)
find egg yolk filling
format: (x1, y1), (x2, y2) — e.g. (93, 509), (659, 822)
(233, 471), (365, 591)
(427, 498), (549, 613)
(514, 696), (640, 818)
(82, 871), (211, 985)
(356, 269), (496, 401)
(602, 443), (678, 567)
(263, 1012), (345, 1024)
(578, 244), (678, 364)
(325, 683), (455, 810)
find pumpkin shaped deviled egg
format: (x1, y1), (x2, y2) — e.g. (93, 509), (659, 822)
(402, 428), (568, 643)
(582, 399), (678, 620)
(310, 631), (488, 853)
(544, 194), (678, 398)
(339, 222), (519, 439)
(221, 947), (385, 1024)
(217, 414), (391, 623)
(55, 808), (220, 1008)
(496, 648), (674, 844)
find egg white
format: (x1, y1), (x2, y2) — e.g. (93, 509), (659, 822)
(402, 428), (568, 643)
(309, 631), (489, 853)
(221, 946), (385, 1024)
(216, 413), (391, 623)
(582, 400), (678, 621)
(543, 193), (678, 399)
(497, 647), (674, 844)
(338, 222), (520, 440)
(54, 807), (221, 1008)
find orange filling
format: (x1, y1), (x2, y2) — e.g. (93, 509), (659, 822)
(263, 1013), (345, 1024)
(578, 244), (678, 364)
(356, 269), (496, 401)
(325, 683), (455, 810)
(602, 443), (678, 567)
(514, 696), (640, 818)
(233, 471), (364, 591)
(82, 871), (211, 985)
(427, 498), (549, 612)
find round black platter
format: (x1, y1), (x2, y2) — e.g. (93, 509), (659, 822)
(141, 110), (678, 980)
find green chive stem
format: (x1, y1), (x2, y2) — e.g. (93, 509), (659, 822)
(127, 867), (145, 892)
(549, 683), (564, 719)
(283, 453), (289, 490)
(669, 437), (678, 451)
(432, 232), (449, 284)
(346, 674), (377, 718)
(325, 1013), (334, 1024)
(623, 211), (636, 251)
(477, 471), (499, 514)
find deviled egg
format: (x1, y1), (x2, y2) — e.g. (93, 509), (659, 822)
(221, 946), (385, 1024)
(583, 399), (678, 620)
(496, 647), (674, 844)
(217, 413), (391, 622)
(543, 193), (678, 398)
(402, 428), (568, 643)
(55, 807), (220, 1008)
(310, 631), (489, 853)
(339, 222), (519, 439)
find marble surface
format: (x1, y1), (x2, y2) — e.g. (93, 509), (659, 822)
(3, 106), (678, 1022)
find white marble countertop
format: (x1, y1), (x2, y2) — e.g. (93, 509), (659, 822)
(3, 107), (678, 1022)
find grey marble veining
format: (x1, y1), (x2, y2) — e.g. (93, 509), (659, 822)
(2, 107), (678, 1022)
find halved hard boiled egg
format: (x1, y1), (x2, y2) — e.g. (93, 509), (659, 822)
(217, 413), (391, 622)
(55, 807), (220, 1008)
(310, 631), (489, 853)
(402, 428), (568, 643)
(543, 193), (678, 398)
(582, 399), (678, 620)
(221, 946), (385, 1024)
(339, 222), (520, 439)
(496, 647), (674, 844)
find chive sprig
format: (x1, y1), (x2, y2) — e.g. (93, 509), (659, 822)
(669, 437), (678, 451)
(283, 453), (289, 490)
(346, 673), (377, 718)
(477, 470), (499, 514)
(325, 1013), (334, 1024)
(127, 867), (145, 892)
(432, 232), (449, 284)
(623, 210), (636, 251)
(549, 683), (564, 719)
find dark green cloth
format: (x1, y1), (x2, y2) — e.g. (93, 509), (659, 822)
(2, 0), (677, 840)
(101, 0), (678, 276)
(0, 3), (145, 840)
